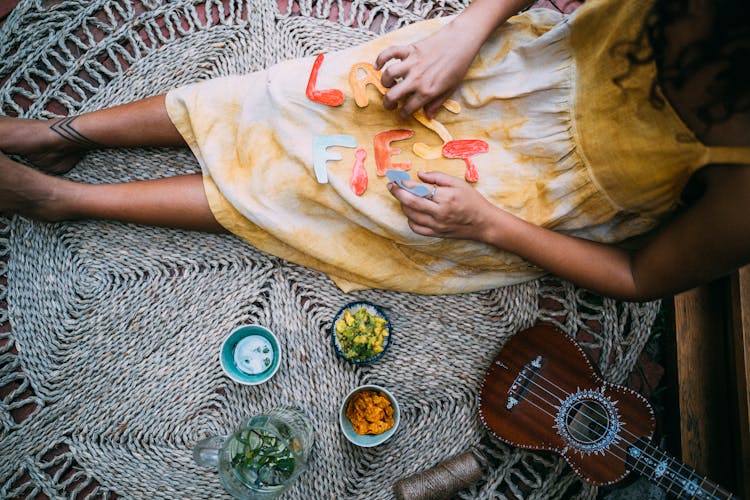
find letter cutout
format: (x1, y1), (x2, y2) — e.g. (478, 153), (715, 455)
(306, 53), (344, 107)
(349, 148), (368, 196)
(313, 134), (357, 184)
(349, 62), (387, 107)
(442, 139), (489, 183)
(412, 109), (453, 160)
(374, 129), (414, 176)
(442, 99), (461, 114)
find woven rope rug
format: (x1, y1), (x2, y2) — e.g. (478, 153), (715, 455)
(0, 1), (660, 498)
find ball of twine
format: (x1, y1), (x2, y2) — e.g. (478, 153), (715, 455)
(393, 449), (486, 500)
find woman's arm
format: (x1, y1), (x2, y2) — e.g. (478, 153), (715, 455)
(375, 0), (533, 118)
(389, 167), (750, 301)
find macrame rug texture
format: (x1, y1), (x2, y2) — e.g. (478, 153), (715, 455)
(0, 0), (659, 498)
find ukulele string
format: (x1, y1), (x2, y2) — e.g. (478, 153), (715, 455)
(517, 370), (651, 454)
(516, 376), (636, 458)
(515, 378), (709, 498)
(512, 379), (692, 490)
(516, 370), (628, 441)
(511, 361), (652, 447)
(501, 381), (665, 482)
(517, 368), (654, 450)
(512, 370), (705, 494)
(494, 349), (728, 498)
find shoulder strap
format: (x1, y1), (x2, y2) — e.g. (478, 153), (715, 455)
(703, 147), (750, 165)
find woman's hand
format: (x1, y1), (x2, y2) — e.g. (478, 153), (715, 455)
(374, 0), (533, 119)
(387, 170), (505, 242)
(375, 23), (478, 119)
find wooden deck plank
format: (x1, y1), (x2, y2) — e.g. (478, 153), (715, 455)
(729, 267), (750, 499)
(674, 282), (733, 485)
(674, 271), (748, 497)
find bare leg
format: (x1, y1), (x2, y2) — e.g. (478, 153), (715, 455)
(0, 152), (226, 233)
(0, 94), (185, 174)
(1, 95), (225, 232)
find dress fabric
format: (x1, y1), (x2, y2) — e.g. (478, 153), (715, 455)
(165, 0), (748, 294)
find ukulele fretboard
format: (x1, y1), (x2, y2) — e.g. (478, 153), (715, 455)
(627, 437), (736, 499)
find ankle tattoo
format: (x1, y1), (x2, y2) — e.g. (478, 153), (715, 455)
(50, 117), (103, 149)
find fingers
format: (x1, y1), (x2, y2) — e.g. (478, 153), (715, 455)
(380, 55), (425, 112)
(376, 44), (436, 117)
(417, 170), (463, 187)
(424, 89), (454, 119)
(401, 202), (437, 225)
(380, 59), (409, 89)
(382, 79), (412, 111)
(379, 51), (414, 111)
(389, 182), (447, 226)
(397, 197), (440, 235)
(374, 45), (411, 72)
(407, 220), (438, 237)
(387, 172), (462, 208)
(376, 43), (456, 119)
(398, 89), (433, 118)
(387, 178), (465, 239)
(384, 79), (441, 118)
(387, 181), (431, 208)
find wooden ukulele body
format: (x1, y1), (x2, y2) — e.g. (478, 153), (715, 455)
(479, 325), (655, 486)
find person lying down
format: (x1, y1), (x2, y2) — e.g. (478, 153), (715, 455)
(1, 0), (749, 299)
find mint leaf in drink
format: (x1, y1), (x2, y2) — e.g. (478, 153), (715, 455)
(230, 428), (296, 487)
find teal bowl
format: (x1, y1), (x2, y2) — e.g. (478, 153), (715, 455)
(339, 385), (400, 447)
(220, 325), (280, 385)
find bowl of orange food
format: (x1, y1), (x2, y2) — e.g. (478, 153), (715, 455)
(339, 385), (400, 447)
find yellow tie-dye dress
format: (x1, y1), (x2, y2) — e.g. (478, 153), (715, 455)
(165, 0), (750, 294)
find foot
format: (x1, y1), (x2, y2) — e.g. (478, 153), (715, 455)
(0, 116), (83, 174)
(0, 150), (76, 222)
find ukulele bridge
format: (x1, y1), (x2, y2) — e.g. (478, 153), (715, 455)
(506, 355), (544, 410)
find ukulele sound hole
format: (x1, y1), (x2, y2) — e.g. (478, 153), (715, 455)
(556, 388), (621, 454)
(565, 399), (610, 445)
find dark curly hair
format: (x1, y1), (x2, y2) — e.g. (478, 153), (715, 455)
(612, 0), (750, 126)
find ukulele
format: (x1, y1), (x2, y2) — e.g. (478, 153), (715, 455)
(478, 324), (737, 499)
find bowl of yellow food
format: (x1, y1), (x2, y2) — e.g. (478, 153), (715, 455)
(339, 385), (400, 447)
(331, 301), (391, 364)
